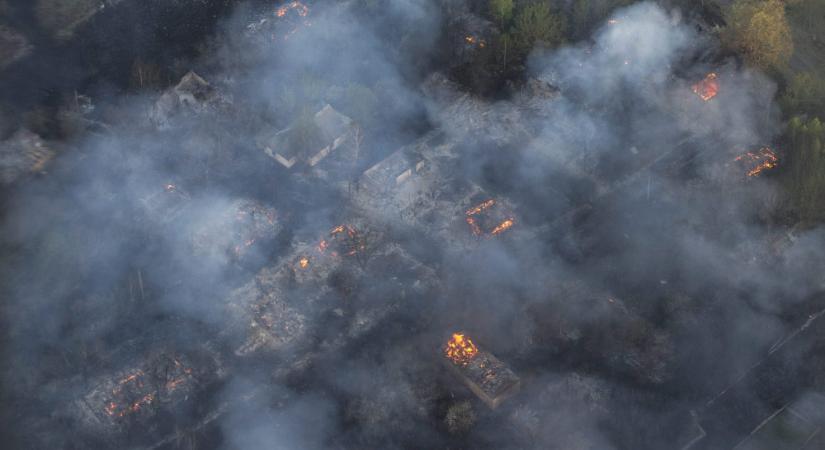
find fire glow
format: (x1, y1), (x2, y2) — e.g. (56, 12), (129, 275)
(692, 73), (719, 101)
(465, 199), (515, 237)
(276, 1), (309, 18)
(464, 35), (486, 48)
(102, 359), (193, 418)
(735, 147), (778, 177)
(317, 224), (363, 257)
(445, 333), (479, 365)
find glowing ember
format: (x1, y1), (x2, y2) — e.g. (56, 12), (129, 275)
(491, 218), (515, 235)
(102, 358), (194, 418)
(445, 333), (479, 365)
(276, 1), (309, 18)
(465, 199), (516, 237)
(299, 256), (310, 269)
(735, 147), (778, 177)
(464, 35), (486, 48)
(318, 224), (362, 257)
(692, 73), (719, 101)
(466, 216), (483, 236)
(466, 199), (496, 216)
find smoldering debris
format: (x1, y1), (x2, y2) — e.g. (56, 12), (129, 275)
(3, 1), (825, 449)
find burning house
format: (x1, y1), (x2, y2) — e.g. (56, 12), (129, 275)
(71, 347), (226, 446)
(257, 104), (360, 176)
(223, 216), (438, 363)
(246, 1), (312, 43)
(734, 147), (778, 178)
(464, 197), (515, 238)
(692, 72), (719, 102)
(442, 332), (521, 409)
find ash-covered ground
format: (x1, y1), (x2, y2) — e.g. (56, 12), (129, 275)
(3, 1), (825, 449)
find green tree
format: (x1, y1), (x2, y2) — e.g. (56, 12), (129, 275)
(571, 0), (592, 39)
(512, 2), (566, 55)
(786, 116), (825, 223)
(489, 0), (514, 28)
(723, 0), (794, 70)
(781, 72), (825, 117)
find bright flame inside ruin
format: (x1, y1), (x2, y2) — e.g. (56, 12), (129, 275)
(444, 333), (479, 365)
(692, 73), (719, 102)
(735, 147), (778, 177)
(465, 199), (516, 237)
(464, 35), (486, 48)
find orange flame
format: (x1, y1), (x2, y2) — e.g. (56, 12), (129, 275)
(464, 35), (486, 48)
(299, 256), (309, 269)
(465, 216), (483, 236)
(445, 333), (479, 365)
(692, 73), (719, 102)
(466, 199), (496, 216)
(735, 147), (778, 177)
(491, 218), (515, 235)
(276, 1), (309, 18)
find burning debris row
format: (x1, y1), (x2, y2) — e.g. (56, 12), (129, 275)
(69, 346), (227, 446)
(734, 147), (779, 178)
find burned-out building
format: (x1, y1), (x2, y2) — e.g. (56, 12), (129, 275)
(257, 104), (361, 178)
(442, 332), (521, 409)
(150, 71), (233, 130)
(221, 217), (439, 365)
(69, 346), (226, 447)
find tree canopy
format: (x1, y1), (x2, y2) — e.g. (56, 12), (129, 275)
(512, 2), (566, 55)
(724, 0), (794, 70)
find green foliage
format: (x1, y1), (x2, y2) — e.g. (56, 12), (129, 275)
(785, 115), (825, 223)
(512, 2), (566, 54)
(571, 0), (592, 39)
(489, 0), (514, 28)
(723, 0), (794, 70)
(781, 72), (825, 117)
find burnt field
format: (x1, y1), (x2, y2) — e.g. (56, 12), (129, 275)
(3, 1), (825, 449)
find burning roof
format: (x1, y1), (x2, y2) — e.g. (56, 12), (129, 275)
(443, 333), (520, 409)
(247, 1), (312, 42)
(734, 147), (778, 177)
(692, 72), (719, 102)
(76, 349), (223, 435)
(258, 104), (358, 170)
